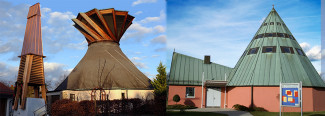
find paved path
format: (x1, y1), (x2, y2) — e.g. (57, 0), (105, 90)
(169, 108), (253, 116)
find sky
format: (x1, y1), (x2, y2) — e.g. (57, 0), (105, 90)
(0, 0), (166, 90)
(167, 0), (323, 80)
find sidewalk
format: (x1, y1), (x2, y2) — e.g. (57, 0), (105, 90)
(168, 108), (253, 116)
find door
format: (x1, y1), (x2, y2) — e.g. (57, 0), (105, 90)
(206, 88), (221, 107)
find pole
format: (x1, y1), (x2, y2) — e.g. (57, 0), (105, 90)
(224, 73), (227, 109)
(201, 72), (204, 108)
(300, 81), (302, 116)
(279, 81), (282, 116)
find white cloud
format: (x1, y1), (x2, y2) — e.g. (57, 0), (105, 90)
(140, 10), (165, 23)
(122, 22), (165, 41)
(68, 40), (88, 50)
(135, 11), (143, 15)
(299, 42), (321, 61)
(131, 57), (142, 60)
(135, 52), (142, 54)
(47, 11), (75, 26)
(132, 61), (148, 69)
(153, 25), (165, 33)
(0, 62), (18, 84)
(132, 0), (157, 6)
(151, 35), (166, 44)
(144, 72), (155, 79)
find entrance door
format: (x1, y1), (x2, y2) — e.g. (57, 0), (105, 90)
(206, 88), (221, 107)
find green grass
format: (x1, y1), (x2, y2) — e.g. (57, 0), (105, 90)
(250, 111), (325, 116)
(166, 111), (228, 116)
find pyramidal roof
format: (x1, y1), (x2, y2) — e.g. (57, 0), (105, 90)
(227, 7), (325, 87)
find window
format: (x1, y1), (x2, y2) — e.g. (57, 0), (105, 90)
(248, 47), (259, 55)
(70, 94), (75, 101)
(296, 48), (305, 56)
(277, 22), (282, 25)
(270, 22), (274, 25)
(278, 33), (285, 37)
(265, 33), (273, 37)
(262, 46), (276, 53)
(280, 46), (294, 54)
(264, 23), (267, 26)
(186, 87), (195, 98)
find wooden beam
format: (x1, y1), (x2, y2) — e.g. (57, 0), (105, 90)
(95, 9), (117, 42)
(20, 55), (33, 109)
(72, 19), (102, 41)
(80, 13), (111, 40)
(13, 85), (21, 110)
(41, 85), (47, 104)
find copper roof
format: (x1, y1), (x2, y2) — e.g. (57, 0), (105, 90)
(20, 3), (43, 56)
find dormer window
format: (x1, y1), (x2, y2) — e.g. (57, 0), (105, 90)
(277, 22), (281, 25)
(264, 23), (267, 26)
(280, 46), (294, 54)
(248, 47), (259, 55)
(270, 22), (274, 25)
(262, 46), (276, 53)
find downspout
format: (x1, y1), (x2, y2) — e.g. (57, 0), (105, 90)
(201, 72), (204, 108)
(224, 73), (227, 109)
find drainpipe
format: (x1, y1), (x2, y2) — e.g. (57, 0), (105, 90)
(201, 72), (204, 108)
(224, 73), (227, 109)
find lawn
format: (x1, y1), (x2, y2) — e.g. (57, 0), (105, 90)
(250, 111), (325, 116)
(166, 111), (228, 116)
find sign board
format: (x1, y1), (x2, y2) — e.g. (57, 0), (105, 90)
(279, 82), (302, 116)
(281, 83), (300, 107)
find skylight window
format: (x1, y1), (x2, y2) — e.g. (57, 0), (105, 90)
(262, 46), (276, 53)
(281, 46), (294, 54)
(248, 47), (259, 55)
(270, 22), (274, 25)
(264, 23), (267, 26)
(277, 22), (282, 25)
(265, 33), (273, 37)
(278, 33), (285, 37)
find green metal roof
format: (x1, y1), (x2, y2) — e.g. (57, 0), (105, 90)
(168, 52), (233, 86)
(227, 8), (325, 87)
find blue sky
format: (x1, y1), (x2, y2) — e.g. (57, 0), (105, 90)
(167, 0), (323, 80)
(0, 0), (166, 89)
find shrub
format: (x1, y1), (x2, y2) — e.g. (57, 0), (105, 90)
(172, 94), (180, 104)
(232, 104), (249, 111)
(252, 107), (267, 112)
(167, 104), (197, 109)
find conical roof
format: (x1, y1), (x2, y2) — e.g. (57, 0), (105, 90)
(227, 7), (325, 87)
(55, 8), (151, 90)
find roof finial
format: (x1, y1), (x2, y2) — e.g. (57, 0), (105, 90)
(272, 4), (274, 8)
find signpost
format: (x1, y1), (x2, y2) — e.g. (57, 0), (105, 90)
(280, 81), (302, 116)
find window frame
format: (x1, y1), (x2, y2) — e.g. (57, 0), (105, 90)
(70, 94), (75, 101)
(262, 46), (276, 53)
(248, 47), (259, 55)
(296, 48), (305, 56)
(280, 46), (294, 54)
(186, 87), (195, 98)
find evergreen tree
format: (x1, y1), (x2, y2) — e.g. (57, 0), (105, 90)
(151, 62), (167, 95)
(151, 62), (167, 115)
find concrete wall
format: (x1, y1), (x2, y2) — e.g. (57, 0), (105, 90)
(60, 89), (154, 101)
(168, 85), (206, 107)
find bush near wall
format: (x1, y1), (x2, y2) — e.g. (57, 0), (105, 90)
(51, 99), (158, 115)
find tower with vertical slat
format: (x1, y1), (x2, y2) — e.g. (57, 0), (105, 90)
(13, 3), (47, 110)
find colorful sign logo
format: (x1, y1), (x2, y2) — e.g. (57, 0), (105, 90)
(282, 88), (299, 106)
